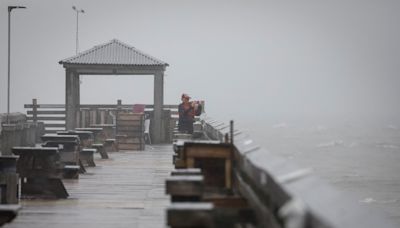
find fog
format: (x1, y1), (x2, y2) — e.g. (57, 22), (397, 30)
(1, 0), (400, 224)
(1, 0), (400, 125)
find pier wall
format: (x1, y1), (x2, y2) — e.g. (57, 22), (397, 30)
(201, 115), (396, 228)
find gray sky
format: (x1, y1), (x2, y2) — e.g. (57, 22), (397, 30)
(1, 0), (399, 125)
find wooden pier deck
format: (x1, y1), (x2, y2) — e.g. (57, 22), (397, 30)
(4, 145), (174, 228)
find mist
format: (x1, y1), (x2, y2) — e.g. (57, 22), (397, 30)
(1, 0), (400, 126)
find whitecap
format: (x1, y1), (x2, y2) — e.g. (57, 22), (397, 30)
(272, 123), (288, 129)
(316, 140), (344, 148)
(360, 197), (399, 204)
(376, 143), (399, 149)
(348, 142), (359, 148)
(360, 197), (376, 204)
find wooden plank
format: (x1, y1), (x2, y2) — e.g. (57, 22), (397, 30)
(118, 143), (144, 150)
(5, 145), (174, 228)
(186, 146), (232, 159)
(117, 114), (143, 121)
(27, 116), (66, 121)
(24, 104), (65, 108)
(27, 110), (65, 115)
(44, 123), (66, 128)
(166, 176), (204, 197)
(117, 137), (143, 144)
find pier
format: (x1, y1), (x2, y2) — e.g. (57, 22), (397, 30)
(1, 39), (397, 228)
(4, 146), (173, 228)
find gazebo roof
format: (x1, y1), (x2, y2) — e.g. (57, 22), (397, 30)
(59, 39), (168, 67)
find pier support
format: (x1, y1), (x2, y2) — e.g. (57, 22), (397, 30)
(153, 72), (164, 144)
(65, 70), (80, 130)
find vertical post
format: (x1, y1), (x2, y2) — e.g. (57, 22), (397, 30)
(7, 9), (11, 124)
(65, 70), (79, 130)
(32, 98), (38, 123)
(75, 10), (79, 54)
(153, 72), (164, 143)
(200, 100), (205, 113)
(116, 99), (122, 134)
(230, 120), (234, 144)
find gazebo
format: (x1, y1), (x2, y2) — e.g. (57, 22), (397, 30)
(59, 39), (169, 143)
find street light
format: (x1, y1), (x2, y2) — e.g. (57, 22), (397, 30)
(72, 6), (85, 54)
(7, 6), (26, 124)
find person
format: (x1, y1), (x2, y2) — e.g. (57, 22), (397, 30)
(178, 93), (202, 134)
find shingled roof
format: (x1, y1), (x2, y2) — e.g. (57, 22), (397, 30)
(59, 39), (168, 66)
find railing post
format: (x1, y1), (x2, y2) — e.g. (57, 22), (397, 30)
(200, 100), (205, 113)
(32, 98), (38, 123)
(116, 99), (122, 133)
(230, 120), (234, 144)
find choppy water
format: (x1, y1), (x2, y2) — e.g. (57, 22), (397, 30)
(241, 121), (400, 225)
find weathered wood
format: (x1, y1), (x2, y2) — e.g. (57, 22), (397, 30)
(0, 204), (21, 226)
(167, 202), (214, 228)
(104, 139), (117, 152)
(80, 149), (96, 167)
(171, 168), (202, 176)
(6, 145), (174, 228)
(62, 165), (80, 179)
(43, 123), (66, 128)
(11, 147), (69, 199)
(166, 176), (204, 202)
(183, 143), (233, 189)
(167, 202), (256, 228)
(27, 110), (65, 115)
(27, 116), (65, 121)
(117, 113), (144, 121)
(41, 134), (80, 144)
(75, 128), (105, 143)
(57, 131), (94, 148)
(92, 144), (109, 159)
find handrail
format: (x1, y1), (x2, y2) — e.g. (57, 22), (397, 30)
(200, 114), (396, 228)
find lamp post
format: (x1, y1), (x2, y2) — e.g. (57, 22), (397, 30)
(7, 6), (26, 124)
(72, 6), (85, 54)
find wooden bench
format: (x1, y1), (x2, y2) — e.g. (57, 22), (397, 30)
(12, 147), (69, 199)
(0, 156), (19, 204)
(167, 202), (256, 228)
(42, 140), (81, 179)
(90, 124), (116, 139)
(171, 168), (202, 176)
(173, 133), (192, 141)
(176, 141), (232, 190)
(173, 140), (221, 169)
(57, 130), (94, 148)
(166, 175), (204, 202)
(104, 139), (118, 152)
(92, 143), (109, 159)
(75, 127), (105, 143)
(0, 204), (21, 226)
(41, 134), (80, 144)
(80, 148), (96, 167)
(62, 165), (80, 179)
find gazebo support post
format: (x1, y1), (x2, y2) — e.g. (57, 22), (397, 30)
(153, 71), (164, 143)
(66, 70), (80, 130)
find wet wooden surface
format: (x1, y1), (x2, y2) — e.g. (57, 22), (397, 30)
(4, 145), (174, 228)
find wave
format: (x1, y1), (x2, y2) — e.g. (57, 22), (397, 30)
(376, 143), (399, 149)
(316, 140), (344, 148)
(272, 122), (288, 129)
(360, 197), (399, 204)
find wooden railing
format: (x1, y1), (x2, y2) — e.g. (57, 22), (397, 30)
(24, 99), (179, 134)
(200, 115), (396, 228)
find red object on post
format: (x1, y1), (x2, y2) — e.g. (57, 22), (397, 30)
(132, 104), (146, 113)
